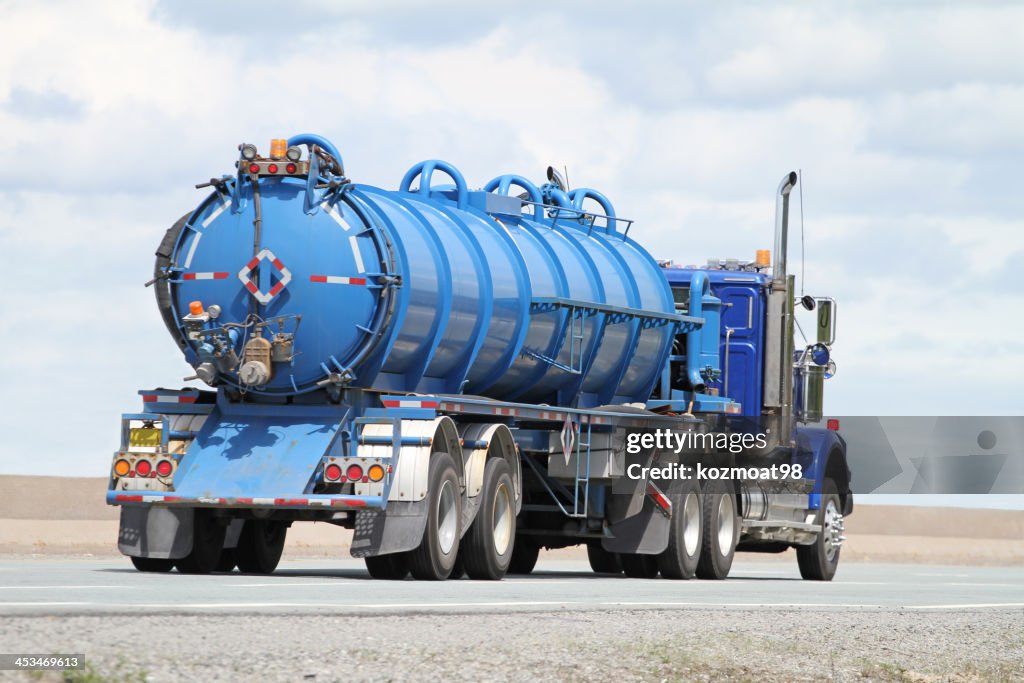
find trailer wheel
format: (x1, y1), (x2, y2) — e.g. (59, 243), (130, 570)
(586, 541), (623, 574)
(130, 556), (174, 573)
(658, 479), (702, 579)
(463, 458), (516, 580)
(215, 549), (237, 573)
(364, 552), (410, 580)
(175, 509), (226, 574)
(508, 537), (540, 574)
(408, 453), (462, 580)
(236, 520), (287, 574)
(620, 553), (659, 578)
(696, 480), (739, 580)
(797, 478), (843, 581)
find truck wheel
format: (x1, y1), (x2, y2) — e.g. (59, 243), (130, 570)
(216, 549), (237, 572)
(175, 509), (226, 574)
(236, 520), (287, 574)
(586, 541), (623, 574)
(696, 480), (739, 580)
(658, 479), (702, 579)
(508, 537), (540, 574)
(130, 556), (174, 573)
(797, 478), (844, 581)
(365, 552), (410, 580)
(408, 453), (462, 580)
(620, 553), (659, 578)
(463, 458), (516, 580)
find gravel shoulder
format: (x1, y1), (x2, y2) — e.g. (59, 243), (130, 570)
(3, 609), (1021, 683)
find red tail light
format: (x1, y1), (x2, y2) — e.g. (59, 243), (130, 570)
(248, 163), (260, 174)
(267, 163), (278, 174)
(135, 459), (152, 476)
(156, 460), (173, 477)
(827, 419), (840, 431)
(286, 163), (297, 174)
(325, 464), (342, 482)
(346, 464), (363, 481)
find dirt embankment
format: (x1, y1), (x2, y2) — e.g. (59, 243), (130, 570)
(1, 476), (1021, 565)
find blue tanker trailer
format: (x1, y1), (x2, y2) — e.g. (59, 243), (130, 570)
(109, 133), (851, 581)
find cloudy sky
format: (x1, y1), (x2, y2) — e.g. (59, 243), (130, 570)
(1, 0), (1022, 500)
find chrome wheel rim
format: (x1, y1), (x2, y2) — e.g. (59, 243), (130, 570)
(823, 499), (844, 562)
(682, 492), (700, 556)
(717, 494), (735, 555)
(492, 482), (512, 555)
(437, 479), (457, 555)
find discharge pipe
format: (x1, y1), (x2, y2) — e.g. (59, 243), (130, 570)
(772, 171), (798, 287)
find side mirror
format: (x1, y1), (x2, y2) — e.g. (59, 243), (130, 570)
(824, 360), (837, 379)
(800, 295), (816, 311)
(810, 342), (830, 366)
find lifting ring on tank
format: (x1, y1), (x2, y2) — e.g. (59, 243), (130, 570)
(399, 160), (468, 209)
(483, 175), (545, 221)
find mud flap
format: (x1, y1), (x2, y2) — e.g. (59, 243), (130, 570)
(601, 497), (670, 555)
(349, 499), (429, 557)
(118, 506), (193, 559)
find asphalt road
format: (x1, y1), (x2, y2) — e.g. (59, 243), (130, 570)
(1, 557), (1021, 616)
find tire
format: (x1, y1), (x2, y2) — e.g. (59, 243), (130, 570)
(450, 550), (466, 580)
(175, 509), (226, 574)
(463, 458), (516, 580)
(658, 480), (702, 579)
(365, 552), (410, 580)
(130, 556), (174, 573)
(408, 453), (462, 580)
(620, 553), (659, 578)
(797, 478), (843, 581)
(696, 480), (739, 580)
(508, 537), (540, 575)
(586, 541), (622, 574)
(236, 520), (287, 574)
(215, 548), (237, 573)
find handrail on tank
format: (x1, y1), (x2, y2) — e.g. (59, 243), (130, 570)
(399, 160), (469, 209)
(484, 174), (544, 221)
(287, 133), (344, 172)
(570, 188), (617, 230)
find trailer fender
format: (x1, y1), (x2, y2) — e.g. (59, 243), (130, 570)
(601, 496), (670, 555)
(117, 505), (193, 560)
(459, 423), (522, 530)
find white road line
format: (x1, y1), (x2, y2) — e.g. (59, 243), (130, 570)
(0, 602), (90, 607)
(0, 585), (123, 590)
(906, 603), (1024, 610)
(227, 582), (354, 588)
(914, 572), (970, 578)
(600, 601), (883, 608)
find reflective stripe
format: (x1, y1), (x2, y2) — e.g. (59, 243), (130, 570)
(201, 199), (229, 228)
(183, 232), (202, 268)
(183, 272), (229, 281)
(349, 235), (366, 273)
(309, 275), (367, 285)
(323, 203), (351, 231)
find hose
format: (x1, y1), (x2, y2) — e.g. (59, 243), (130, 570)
(153, 213), (191, 351)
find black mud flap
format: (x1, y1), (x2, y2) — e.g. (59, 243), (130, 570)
(118, 506), (193, 559)
(601, 497), (670, 555)
(349, 499), (429, 558)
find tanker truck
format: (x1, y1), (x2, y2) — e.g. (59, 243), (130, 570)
(109, 133), (852, 581)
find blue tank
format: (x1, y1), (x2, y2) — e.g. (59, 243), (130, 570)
(161, 134), (678, 408)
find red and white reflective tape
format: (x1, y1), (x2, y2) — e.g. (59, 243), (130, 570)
(142, 394), (197, 404)
(538, 411), (564, 421)
(725, 403), (742, 414)
(309, 275), (367, 285)
(646, 483), (672, 514)
(588, 415), (607, 425)
(440, 403), (463, 412)
(183, 272), (229, 281)
(492, 407), (518, 417)
(382, 399), (439, 409)
(237, 248), (292, 305)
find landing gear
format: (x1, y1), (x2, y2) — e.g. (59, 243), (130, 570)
(797, 478), (844, 581)
(462, 458), (516, 580)
(175, 509), (226, 574)
(408, 453), (462, 580)
(658, 479), (702, 580)
(236, 520), (288, 574)
(696, 480), (739, 580)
